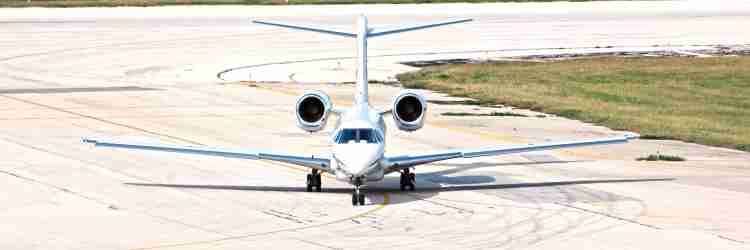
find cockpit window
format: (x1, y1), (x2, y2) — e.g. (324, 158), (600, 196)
(334, 128), (383, 144)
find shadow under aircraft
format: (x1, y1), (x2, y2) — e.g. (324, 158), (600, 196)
(125, 178), (674, 194)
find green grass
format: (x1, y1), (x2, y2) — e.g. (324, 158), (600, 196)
(0, 0), (592, 7)
(397, 56), (750, 153)
(636, 154), (686, 162)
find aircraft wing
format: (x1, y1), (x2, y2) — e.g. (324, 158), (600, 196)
(385, 135), (636, 170)
(82, 138), (331, 171)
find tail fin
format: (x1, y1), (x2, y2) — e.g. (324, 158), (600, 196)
(252, 17), (472, 105)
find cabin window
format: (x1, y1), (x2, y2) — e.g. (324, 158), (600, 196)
(335, 128), (382, 144)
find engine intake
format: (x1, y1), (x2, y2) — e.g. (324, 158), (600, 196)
(392, 90), (426, 132)
(296, 90), (332, 132)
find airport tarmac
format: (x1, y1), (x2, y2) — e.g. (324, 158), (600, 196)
(1, 1), (749, 249)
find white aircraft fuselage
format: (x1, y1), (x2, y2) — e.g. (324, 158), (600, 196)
(330, 16), (388, 186)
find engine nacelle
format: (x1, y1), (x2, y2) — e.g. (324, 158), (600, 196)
(295, 90), (332, 132)
(391, 90), (427, 132)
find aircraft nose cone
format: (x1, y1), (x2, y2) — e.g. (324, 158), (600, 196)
(333, 144), (381, 176)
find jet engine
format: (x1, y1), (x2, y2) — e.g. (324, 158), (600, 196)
(296, 90), (332, 132)
(391, 90), (427, 132)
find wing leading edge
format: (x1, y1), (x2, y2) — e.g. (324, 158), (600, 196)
(385, 135), (636, 170)
(82, 138), (330, 171)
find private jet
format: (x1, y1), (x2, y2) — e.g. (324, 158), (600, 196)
(83, 16), (636, 206)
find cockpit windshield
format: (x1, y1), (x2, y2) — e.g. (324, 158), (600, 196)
(334, 128), (383, 144)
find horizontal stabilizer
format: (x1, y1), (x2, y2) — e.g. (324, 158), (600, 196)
(368, 18), (473, 38)
(252, 20), (356, 38)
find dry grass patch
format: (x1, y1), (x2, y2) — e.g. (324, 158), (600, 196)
(398, 57), (750, 152)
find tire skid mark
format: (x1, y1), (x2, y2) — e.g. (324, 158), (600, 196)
(487, 177), (622, 248)
(553, 200), (660, 229)
(561, 185), (641, 240)
(399, 190), (535, 249)
(128, 193), (389, 250)
(519, 186), (605, 247)
(468, 190), (554, 249)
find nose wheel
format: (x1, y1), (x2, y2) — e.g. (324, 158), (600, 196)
(351, 178), (365, 206)
(351, 188), (365, 206)
(399, 168), (416, 191)
(306, 169), (322, 192)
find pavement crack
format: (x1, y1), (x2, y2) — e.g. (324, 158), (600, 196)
(553, 201), (661, 230)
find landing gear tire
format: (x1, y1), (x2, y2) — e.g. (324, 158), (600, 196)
(408, 173), (416, 191)
(352, 188), (365, 206)
(314, 173), (322, 192)
(352, 179), (365, 206)
(307, 170), (322, 192)
(400, 174), (406, 191)
(306, 174), (313, 192)
(400, 169), (416, 191)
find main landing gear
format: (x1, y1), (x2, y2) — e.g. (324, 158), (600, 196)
(306, 169), (322, 192)
(351, 178), (365, 206)
(400, 168), (416, 191)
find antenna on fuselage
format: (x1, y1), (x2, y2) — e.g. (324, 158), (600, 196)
(252, 16), (473, 105)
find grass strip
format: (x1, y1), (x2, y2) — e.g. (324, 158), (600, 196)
(398, 56), (750, 152)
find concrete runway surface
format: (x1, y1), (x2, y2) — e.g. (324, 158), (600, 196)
(1, 1), (749, 249)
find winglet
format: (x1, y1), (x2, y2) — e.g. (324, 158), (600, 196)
(82, 138), (98, 144)
(624, 133), (640, 140)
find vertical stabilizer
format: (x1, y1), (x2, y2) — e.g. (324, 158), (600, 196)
(356, 15), (369, 106)
(252, 17), (473, 106)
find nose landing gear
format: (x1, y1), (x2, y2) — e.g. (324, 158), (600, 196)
(306, 169), (322, 192)
(399, 168), (415, 191)
(351, 177), (365, 206)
